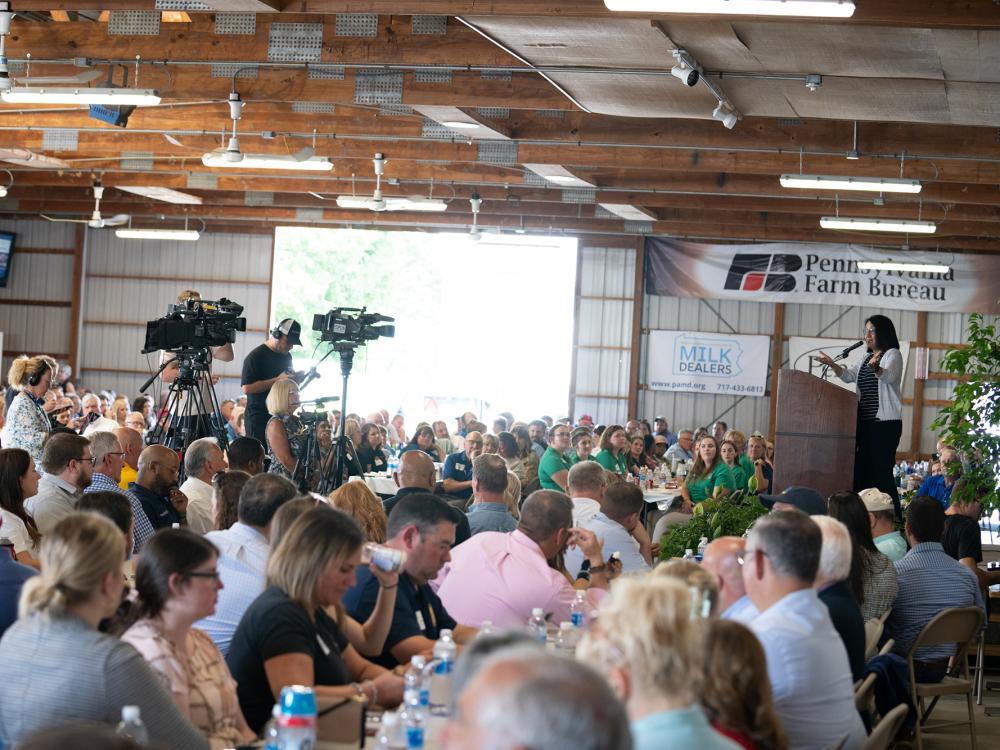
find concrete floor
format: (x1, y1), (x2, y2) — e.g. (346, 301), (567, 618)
(913, 689), (1000, 749)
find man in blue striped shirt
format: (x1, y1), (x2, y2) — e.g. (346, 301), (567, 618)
(83, 430), (155, 553)
(886, 495), (985, 682)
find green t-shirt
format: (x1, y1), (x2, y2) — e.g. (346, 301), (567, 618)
(595, 449), (628, 475)
(686, 462), (737, 503)
(738, 454), (755, 479)
(568, 453), (596, 466)
(539, 446), (572, 490)
(728, 463), (748, 491)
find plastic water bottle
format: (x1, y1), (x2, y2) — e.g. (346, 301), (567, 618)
(570, 590), (587, 629)
(682, 548), (694, 562)
(428, 629), (456, 714)
(116, 706), (148, 745)
(527, 607), (548, 644)
(696, 536), (708, 561)
(404, 655), (429, 710)
(402, 703), (426, 749)
(555, 621), (577, 656)
(263, 705), (281, 750)
(277, 685), (317, 750)
(375, 709), (406, 749)
(479, 619), (493, 636)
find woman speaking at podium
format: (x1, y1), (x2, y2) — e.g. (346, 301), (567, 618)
(816, 315), (903, 515)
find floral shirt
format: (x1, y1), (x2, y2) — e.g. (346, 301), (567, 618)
(1, 392), (50, 466)
(122, 620), (246, 750)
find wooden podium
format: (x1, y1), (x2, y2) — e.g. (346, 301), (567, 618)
(773, 369), (857, 499)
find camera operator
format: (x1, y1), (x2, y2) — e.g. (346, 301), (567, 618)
(159, 290), (235, 440)
(264, 379), (330, 491)
(241, 318), (302, 445)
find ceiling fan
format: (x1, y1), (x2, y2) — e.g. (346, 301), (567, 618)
(0, 3), (101, 93)
(335, 153), (448, 212)
(0, 147), (71, 168)
(41, 181), (129, 228)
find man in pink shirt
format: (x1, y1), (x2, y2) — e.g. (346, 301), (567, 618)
(434, 490), (609, 628)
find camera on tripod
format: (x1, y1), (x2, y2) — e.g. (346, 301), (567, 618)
(312, 307), (395, 346)
(142, 297), (247, 354)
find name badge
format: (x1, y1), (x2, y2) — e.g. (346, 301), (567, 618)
(316, 633), (331, 656)
(456, 463), (465, 471)
(415, 610), (427, 632)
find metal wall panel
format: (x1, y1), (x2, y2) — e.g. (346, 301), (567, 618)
(572, 245), (634, 424)
(81, 231), (273, 404)
(0, 220), (76, 380)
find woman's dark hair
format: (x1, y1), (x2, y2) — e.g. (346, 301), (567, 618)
(131, 395), (153, 413)
(212, 469), (251, 531)
(411, 425), (434, 444)
(511, 425), (532, 459)
(866, 315), (900, 352)
(719, 439), (739, 466)
(133, 528), (219, 619)
(359, 421), (379, 450)
(827, 491), (877, 605)
(643, 434), (655, 455)
(497, 431), (518, 458)
(0, 448), (41, 548)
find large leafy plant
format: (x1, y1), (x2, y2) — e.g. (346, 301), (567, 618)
(929, 311), (1000, 513)
(658, 486), (769, 560)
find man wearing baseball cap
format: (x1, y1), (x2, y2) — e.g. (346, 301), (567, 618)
(860, 487), (907, 561)
(240, 318), (302, 444)
(759, 486), (827, 516)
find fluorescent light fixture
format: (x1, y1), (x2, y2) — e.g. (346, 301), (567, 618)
(201, 153), (333, 171)
(820, 217), (936, 234)
(599, 203), (656, 221)
(857, 260), (950, 273)
(115, 228), (200, 241)
(780, 174), (921, 194)
(603, 0), (855, 17)
(115, 186), (203, 205)
(547, 175), (578, 183)
(442, 121), (480, 129)
(1, 87), (161, 106)
(473, 233), (564, 248)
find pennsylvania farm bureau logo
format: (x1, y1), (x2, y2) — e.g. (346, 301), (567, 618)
(672, 335), (743, 378)
(724, 254), (800, 292)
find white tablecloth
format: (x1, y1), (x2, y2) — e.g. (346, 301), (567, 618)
(352, 474), (398, 496)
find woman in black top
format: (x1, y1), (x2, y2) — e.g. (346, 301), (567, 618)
(817, 314), (904, 514)
(357, 422), (388, 473)
(226, 506), (403, 733)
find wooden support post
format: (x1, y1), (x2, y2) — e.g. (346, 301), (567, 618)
(626, 237), (645, 420)
(767, 302), (785, 441)
(68, 225), (85, 373)
(908, 311), (929, 459)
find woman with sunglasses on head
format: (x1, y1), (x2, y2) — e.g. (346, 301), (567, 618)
(816, 314), (904, 514)
(122, 528), (255, 749)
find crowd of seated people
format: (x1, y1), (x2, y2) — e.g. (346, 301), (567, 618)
(0, 357), (998, 750)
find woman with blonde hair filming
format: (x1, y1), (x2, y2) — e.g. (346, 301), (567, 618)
(578, 576), (738, 750)
(226, 506), (403, 734)
(0, 513), (207, 750)
(2, 355), (57, 467)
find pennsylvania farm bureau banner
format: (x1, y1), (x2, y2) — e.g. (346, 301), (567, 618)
(647, 330), (771, 397)
(645, 237), (1000, 313)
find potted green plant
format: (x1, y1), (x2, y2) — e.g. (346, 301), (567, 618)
(928, 311), (1000, 513)
(658, 480), (769, 560)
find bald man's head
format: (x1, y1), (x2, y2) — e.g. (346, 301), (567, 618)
(397, 449), (436, 490)
(136, 444), (180, 494)
(114, 426), (143, 469)
(701, 536), (747, 612)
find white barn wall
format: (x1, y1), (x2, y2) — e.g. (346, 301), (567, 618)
(0, 219), (77, 378)
(81, 230), (273, 404)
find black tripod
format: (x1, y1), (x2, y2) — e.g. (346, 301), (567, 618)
(300, 344), (361, 494)
(141, 348), (230, 460)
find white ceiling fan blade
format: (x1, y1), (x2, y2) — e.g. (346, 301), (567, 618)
(40, 214), (88, 224)
(0, 148), (72, 168)
(104, 214), (130, 226)
(292, 146), (315, 162)
(17, 69), (102, 85)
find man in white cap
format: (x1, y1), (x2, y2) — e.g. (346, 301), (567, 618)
(860, 487), (907, 561)
(240, 318), (301, 444)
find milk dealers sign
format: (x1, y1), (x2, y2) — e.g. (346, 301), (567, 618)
(645, 237), (1000, 313)
(647, 331), (771, 397)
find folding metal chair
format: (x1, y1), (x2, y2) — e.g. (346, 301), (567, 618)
(860, 704), (909, 750)
(905, 606), (984, 750)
